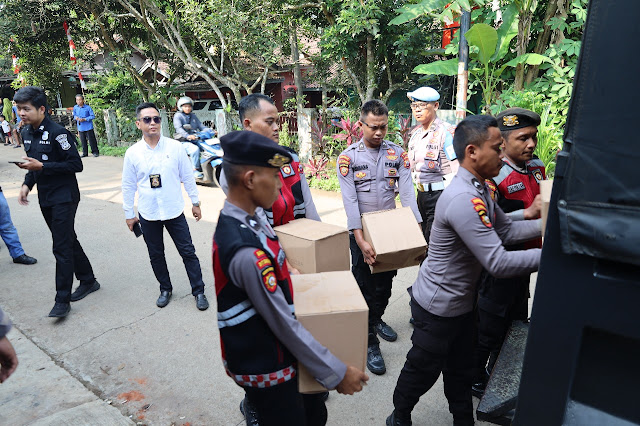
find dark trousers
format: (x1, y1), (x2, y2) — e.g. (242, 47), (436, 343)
(393, 299), (475, 426)
(349, 234), (397, 345)
(139, 213), (204, 295)
(474, 274), (529, 378)
(78, 129), (99, 156)
(244, 379), (327, 426)
(40, 202), (95, 303)
(417, 189), (443, 247)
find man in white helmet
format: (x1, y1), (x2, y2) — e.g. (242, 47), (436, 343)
(173, 96), (210, 179)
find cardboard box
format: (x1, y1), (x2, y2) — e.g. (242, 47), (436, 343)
(275, 218), (349, 274)
(540, 180), (553, 238)
(361, 207), (428, 273)
(292, 271), (368, 393)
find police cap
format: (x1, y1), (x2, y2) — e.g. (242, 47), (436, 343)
(220, 131), (293, 168)
(496, 108), (541, 131)
(407, 87), (440, 102)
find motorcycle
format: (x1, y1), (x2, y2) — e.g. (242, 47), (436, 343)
(176, 124), (224, 187)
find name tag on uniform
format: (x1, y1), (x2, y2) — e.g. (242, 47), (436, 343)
(150, 174), (162, 188)
(507, 182), (525, 194)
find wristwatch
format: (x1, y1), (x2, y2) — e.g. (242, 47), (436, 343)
(192, 202), (201, 207)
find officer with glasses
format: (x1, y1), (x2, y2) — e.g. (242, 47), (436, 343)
(337, 100), (422, 376)
(406, 87), (458, 246)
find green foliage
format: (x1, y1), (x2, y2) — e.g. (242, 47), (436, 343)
(414, 16), (550, 111)
(278, 121), (299, 152)
(84, 71), (143, 143)
(96, 143), (128, 157)
(391, 0), (487, 25)
(307, 173), (341, 192)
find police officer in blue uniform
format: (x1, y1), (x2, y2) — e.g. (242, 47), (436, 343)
(15, 87), (100, 318)
(337, 100), (422, 376)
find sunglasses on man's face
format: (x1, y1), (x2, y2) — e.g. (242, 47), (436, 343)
(139, 116), (161, 124)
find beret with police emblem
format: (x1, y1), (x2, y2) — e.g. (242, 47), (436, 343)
(220, 131), (293, 168)
(407, 86), (440, 102)
(496, 108), (541, 131)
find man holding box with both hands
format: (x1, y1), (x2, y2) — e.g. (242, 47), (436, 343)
(337, 100), (422, 376)
(387, 115), (543, 426)
(213, 131), (368, 426)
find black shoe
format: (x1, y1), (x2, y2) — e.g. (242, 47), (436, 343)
(409, 317), (415, 325)
(472, 369), (490, 398)
(156, 291), (172, 308)
(81, 154), (88, 158)
(239, 397), (259, 426)
(375, 320), (398, 342)
(48, 302), (70, 318)
(321, 391), (329, 402)
(366, 344), (386, 375)
(386, 410), (412, 426)
(70, 280), (100, 302)
(195, 294), (209, 311)
(13, 254), (37, 265)
(93, 153), (99, 157)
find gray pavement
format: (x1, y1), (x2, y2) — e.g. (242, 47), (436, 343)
(0, 147), (504, 425)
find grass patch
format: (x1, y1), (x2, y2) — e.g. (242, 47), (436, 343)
(96, 143), (128, 157)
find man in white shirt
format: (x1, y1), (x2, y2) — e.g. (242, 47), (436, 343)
(122, 102), (209, 311)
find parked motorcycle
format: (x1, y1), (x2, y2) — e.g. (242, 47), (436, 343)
(176, 124), (223, 187)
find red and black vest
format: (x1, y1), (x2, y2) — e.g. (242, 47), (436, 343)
(489, 157), (546, 249)
(266, 147), (305, 226)
(212, 212), (296, 388)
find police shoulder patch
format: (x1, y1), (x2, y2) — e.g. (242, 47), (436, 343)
(254, 249), (277, 293)
(56, 133), (71, 150)
(471, 197), (492, 228)
(401, 151), (410, 169)
(485, 180), (498, 201)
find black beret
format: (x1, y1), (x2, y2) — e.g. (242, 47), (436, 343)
(496, 108), (541, 131)
(220, 131), (293, 168)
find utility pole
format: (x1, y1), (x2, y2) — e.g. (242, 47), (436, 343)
(455, 10), (471, 122)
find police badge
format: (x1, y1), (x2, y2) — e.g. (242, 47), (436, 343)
(267, 154), (289, 168)
(56, 134), (71, 150)
(502, 115), (519, 127)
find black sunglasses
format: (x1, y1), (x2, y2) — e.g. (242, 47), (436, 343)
(140, 116), (161, 124)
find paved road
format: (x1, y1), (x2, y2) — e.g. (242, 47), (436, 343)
(0, 147), (503, 425)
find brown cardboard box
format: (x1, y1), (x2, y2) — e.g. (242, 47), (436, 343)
(275, 219), (349, 274)
(292, 271), (368, 393)
(361, 207), (428, 273)
(540, 180), (553, 238)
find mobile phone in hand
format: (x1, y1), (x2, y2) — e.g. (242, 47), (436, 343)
(132, 222), (143, 238)
(8, 161), (25, 165)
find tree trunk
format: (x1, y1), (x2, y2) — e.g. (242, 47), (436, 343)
(524, 0), (569, 85)
(364, 35), (376, 101)
(290, 22), (312, 162)
(514, 10), (534, 90)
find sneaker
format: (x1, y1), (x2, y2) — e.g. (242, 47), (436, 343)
(48, 302), (70, 318)
(194, 171), (204, 180)
(70, 280), (101, 302)
(13, 254), (37, 265)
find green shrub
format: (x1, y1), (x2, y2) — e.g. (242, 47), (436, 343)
(307, 173), (341, 192)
